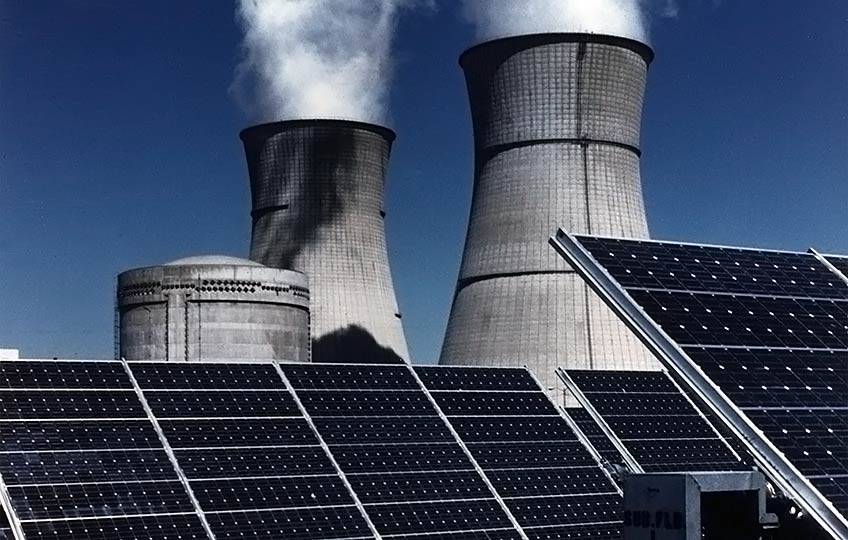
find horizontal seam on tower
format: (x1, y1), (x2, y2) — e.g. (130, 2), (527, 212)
(479, 138), (641, 158)
(457, 269), (576, 290)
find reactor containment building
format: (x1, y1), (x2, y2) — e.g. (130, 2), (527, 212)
(440, 33), (659, 390)
(117, 255), (310, 362)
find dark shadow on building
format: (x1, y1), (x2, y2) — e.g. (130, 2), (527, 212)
(312, 325), (404, 364)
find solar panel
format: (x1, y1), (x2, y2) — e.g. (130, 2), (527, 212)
(0, 360), (631, 539)
(128, 360), (376, 540)
(280, 363), (523, 538)
(0, 360), (211, 540)
(416, 366), (623, 538)
(555, 233), (848, 533)
(562, 370), (747, 473)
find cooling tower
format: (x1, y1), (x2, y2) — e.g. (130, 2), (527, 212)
(242, 119), (409, 364)
(117, 256), (310, 362)
(440, 33), (659, 390)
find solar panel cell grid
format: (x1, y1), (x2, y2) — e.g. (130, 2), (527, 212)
(486, 467), (613, 497)
(0, 390), (146, 419)
(313, 417), (455, 444)
(330, 443), (473, 474)
(348, 471), (492, 503)
(466, 442), (600, 470)
(523, 523), (622, 540)
(431, 391), (557, 416)
(0, 419), (161, 452)
(176, 447), (335, 479)
(507, 494), (622, 527)
(159, 418), (318, 447)
(192, 476), (352, 511)
(629, 290), (848, 349)
(129, 362), (284, 390)
(384, 530), (523, 540)
(21, 513), (210, 540)
(0, 449), (178, 485)
(0, 361), (132, 390)
(297, 390), (437, 417)
(145, 390), (299, 418)
(576, 236), (848, 299)
(366, 500), (513, 536)
(450, 417), (579, 443)
(204, 506), (373, 540)
(414, 366), (538, 391)
(283, 364), (418, 390)
(9, 480), (194, 520)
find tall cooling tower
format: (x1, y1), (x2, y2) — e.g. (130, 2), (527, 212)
(440, 34), (659, 389)
(242, 119), (409, 364)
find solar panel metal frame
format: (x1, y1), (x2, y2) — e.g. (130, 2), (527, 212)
(814, 249), (848, 286)
(550, 229), (848, 540)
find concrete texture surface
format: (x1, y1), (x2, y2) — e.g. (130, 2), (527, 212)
(241, 120), (409, 363)
(441, 34), (660, 391)
(117, 256), (310, 362)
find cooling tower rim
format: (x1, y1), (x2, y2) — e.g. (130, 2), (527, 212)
(460, 32), (654, 67)
(239, 119), (396, 144)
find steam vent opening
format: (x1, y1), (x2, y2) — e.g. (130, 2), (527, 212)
(440, 33), (661, 391)
(241, 119), (409, 364)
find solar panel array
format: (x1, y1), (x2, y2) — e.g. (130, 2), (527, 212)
(418, 367), (623, 540)
(0, 360), (625, 540)
(563, 370), (749, 473)
(575, 236), (848, 516)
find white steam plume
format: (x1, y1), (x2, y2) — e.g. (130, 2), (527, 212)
(463, 0), (677, 44)
(233, 0), (418, 124)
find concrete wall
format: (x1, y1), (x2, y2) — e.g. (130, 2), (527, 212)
(242, 120), (409, 364)
(441, 34), (660, 392)
(117, 260), (309, 362)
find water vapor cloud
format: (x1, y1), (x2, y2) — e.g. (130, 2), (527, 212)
(463, 0), (680, 44)
(234, 0), (419, 124)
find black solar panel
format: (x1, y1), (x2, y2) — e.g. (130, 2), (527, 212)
(278, 363), (522, 539)
(574, 235), (848, 519)
(416, 366), (623, 536)
(0, 360), (628, 538)
(0, 360), (208, 538)
(564, 369), (747, 473)
(416, 366), (538, 391)
(205, 506), (373, 540)
(129, 360), (372, 540)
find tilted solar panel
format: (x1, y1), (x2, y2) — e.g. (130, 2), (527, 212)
(417, 366), (624, 540)
(280, 363), (524, 538)
(553, 233), (848, 535)
(0, 360), (211, 540)
(562, 370), (748, 473)
(128, 361), (377, 540)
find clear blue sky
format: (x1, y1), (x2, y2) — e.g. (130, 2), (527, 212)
(1, 1), (846, 361)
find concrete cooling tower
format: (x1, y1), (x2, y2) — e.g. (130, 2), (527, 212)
(440, 34), (659, 390)
(117, 256), (309, 362)
(241, 120), (409, 364)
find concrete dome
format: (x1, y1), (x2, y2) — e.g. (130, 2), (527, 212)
(165, 255), (263, 267)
